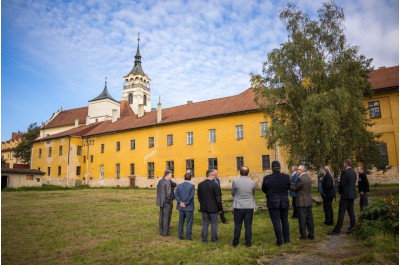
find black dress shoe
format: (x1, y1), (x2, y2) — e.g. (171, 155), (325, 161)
(299, 237), (307, 240)
(308, 235), (315, 240)
(327, 231), (340, 235)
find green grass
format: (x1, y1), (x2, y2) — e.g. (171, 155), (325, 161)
(2, 185), (398, 264)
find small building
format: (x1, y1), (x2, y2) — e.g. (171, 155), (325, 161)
(1, 168), (45, 189)
(1, 131), (30, 169)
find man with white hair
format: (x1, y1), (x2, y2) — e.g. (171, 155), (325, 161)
(291, 165), (315, 240)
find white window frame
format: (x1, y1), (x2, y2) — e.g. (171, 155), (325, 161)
(209, 129), (216, 143)
(100, 165), (104, 180)
(187, 132), (193, 145)
(236, 125), (244, 140)
(260, 122), (268, 137)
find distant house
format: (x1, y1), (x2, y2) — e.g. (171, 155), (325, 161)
(1, 131), (30, 169)
(1, 168), (45, 189)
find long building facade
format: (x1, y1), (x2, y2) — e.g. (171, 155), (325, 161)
(31, 40), (399, 187)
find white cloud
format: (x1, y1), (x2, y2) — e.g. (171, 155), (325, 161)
(1, 0), (398, 139)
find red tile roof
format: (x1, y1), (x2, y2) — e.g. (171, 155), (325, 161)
(43, 100), (135, 129)
(43, 106), (88, 129)
(369, 66), (399, 90)
(39, 88), (259, 139)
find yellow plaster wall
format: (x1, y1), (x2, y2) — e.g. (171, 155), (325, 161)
(77, 112), (273, 180)
(364, 90), (399, 166)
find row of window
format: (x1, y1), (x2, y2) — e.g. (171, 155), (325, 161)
(42, 155), (271, 179)
(37, 123), (269, 157)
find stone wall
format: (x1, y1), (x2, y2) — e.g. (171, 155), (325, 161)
(43, 166), (399, 188)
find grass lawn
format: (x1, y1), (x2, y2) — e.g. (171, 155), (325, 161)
(2, 185), (398, 264)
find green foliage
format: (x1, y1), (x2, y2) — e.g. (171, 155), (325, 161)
(356, 193), (399, 238)
(251, 1), (387, 175)
(13, 123), (41, 164)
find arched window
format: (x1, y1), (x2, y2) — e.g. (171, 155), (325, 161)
(128, 93), (133, 104)
(143, 95), (147, 106)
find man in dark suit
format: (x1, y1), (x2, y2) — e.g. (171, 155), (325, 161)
(321, 166), (335, 226)
(356, 165), (370, 211)
(175, 173), (195, 240)
(262, 161), (291, 246)
(328, 159), (357, 235)
(291, 165), (315, 240)
(156, 170), (173, 236)
(213, 170), (227, 224)
(198, 169), (223, 243)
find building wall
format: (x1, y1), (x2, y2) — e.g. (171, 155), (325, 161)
(32, 112), (274, 186)
(363, 89), (399, 166)
(5, 173), (43, 188)
(31, 137), (83, 186)
(1, 138), (22, 167)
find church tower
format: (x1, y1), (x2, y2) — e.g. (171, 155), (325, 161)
(122, 33), (151, 115)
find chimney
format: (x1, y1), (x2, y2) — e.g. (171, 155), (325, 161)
(75, 118), (79, 127)
(157, 100), (162, 123)
(112, 109), (118, 123)
(86, 116), (90, 125)
(138, 104), (144, 118)
(187, 100), (193, 104)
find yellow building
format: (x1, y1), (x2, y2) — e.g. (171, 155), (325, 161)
(31, 39), (399, 187)
(1, 131), (30, 169)
(365, 66), (399, 167)
(31, 39), (276, 187)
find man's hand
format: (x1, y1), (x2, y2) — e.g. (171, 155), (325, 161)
(360, 191), (364, 195)
(180, 202), (186, 208)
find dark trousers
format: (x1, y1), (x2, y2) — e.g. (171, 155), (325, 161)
(178, 210), (194, 239)
(297, 206), (314, 239)
(232, 208), (254, 246)
(268, 207), (290, 246)
(291, 196), (298, 218)
(159, 204), (172, 236)
(360, 193), (369, 211)
(202, 212), (219, 242)
(333, 198), (356, 233)
(323, 198), (334, 225)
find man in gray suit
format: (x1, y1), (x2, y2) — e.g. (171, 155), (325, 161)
(156, 170), (173, 236)
(175, 173), (195, 240)
(291, 165), (314, 240)
(231, 166), (256, 247)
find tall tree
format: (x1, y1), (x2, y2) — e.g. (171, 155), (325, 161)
(13, 123), (41, 164)
(251, 1), (386, 176)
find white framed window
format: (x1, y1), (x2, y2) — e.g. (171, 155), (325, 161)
(236, 125), (244, 140)
(209, 129), (216, 143)
(187, 132), (193, 145)
(100, 165), (104, 180)
(260, 122), (268, 137)
(167, 134), (173, 146)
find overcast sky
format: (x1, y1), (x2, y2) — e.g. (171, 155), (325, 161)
(1, 0), (399, 140)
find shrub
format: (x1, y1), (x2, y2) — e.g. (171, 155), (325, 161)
(356, 193), (399, 238)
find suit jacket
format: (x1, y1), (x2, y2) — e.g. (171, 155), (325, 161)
(262, 171), (290, 209)
(231, 176), (256, 209)
(175, 181), (195, 211)
(198, 179), (223, 213)
(156, 177), (172, 207)
(321, 173), (336, 199)
(358, 172), (370, 193)
(339, 168), (357, 199)
(291, 173), (313, 207)
(290, 172), (298, 197)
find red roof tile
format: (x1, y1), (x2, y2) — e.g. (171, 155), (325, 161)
(40, 88), (259, 139)
(43, 106), (88, 129)
(369, 66), (399, 90)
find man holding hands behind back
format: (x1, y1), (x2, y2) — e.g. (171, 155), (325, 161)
(231, 166), (256, 247)
(175, 173), (195, 240)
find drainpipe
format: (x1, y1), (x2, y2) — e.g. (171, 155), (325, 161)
(86, 138), (90, 185)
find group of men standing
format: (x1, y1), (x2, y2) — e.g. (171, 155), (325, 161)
(156, 158), (369, 245)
